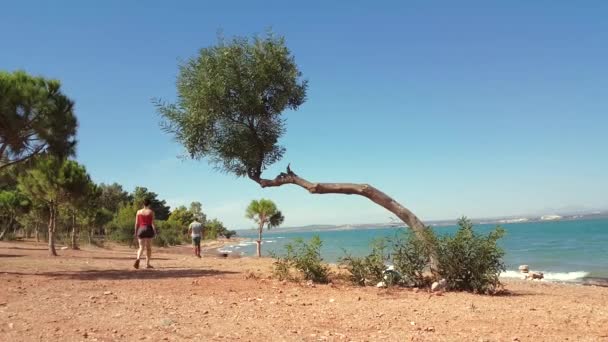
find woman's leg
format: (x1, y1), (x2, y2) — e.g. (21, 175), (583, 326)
(145, 238), (152, 267)
(136, 238), (144, 260)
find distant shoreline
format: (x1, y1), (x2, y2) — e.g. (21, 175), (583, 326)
(236, 213), (608, 234)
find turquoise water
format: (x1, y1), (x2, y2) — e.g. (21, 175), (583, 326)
(228, 218), (608, 281)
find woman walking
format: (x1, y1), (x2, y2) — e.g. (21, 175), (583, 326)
(133, 199), (157, 269)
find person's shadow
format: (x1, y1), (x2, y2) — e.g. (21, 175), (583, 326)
(3, 268), (237, 281)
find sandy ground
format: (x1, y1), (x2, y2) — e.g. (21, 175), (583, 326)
(1, 240), (607, 342)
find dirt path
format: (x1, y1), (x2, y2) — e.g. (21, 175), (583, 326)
(1, 240), (607, 341)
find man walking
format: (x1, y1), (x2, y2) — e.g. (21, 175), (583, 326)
(188, 219), (204, 258)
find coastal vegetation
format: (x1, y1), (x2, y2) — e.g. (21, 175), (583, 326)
(338, 218), (506, 293)
(272, 235), (330, 283)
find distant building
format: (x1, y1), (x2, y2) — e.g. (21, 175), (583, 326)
(541, 215), (562, 221)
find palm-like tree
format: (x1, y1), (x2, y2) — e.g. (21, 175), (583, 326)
(245, 199), (283, 257)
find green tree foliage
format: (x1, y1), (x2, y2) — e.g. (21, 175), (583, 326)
(167, 205), (194, 229)
(437, 218), (506, 294)
(98, 182), (131, 214)
(156, 32), (307, 179)
(17, 157), (93, 255)
(106, 202), (138, 245)
(246, 198), (283, 257)
(189, 201), (206, 222)
(131, 186), (170, 220)
(0, 190), (30, 240)
(153, 220), (185, 247)
(0, 71), (77, 170)
(204, 218), (226, 240)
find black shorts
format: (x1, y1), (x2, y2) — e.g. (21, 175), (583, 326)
(137, 226), (155, 239)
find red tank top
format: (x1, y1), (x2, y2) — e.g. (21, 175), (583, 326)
(136, 213), (153, 228)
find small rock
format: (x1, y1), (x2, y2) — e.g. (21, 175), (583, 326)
(525, 271), (544, 280)
(103, 291), (112, 295)
(202, 310), (209, 315)
(512, 338), (520, 341)
(83, 332), (88, 338)
(60, 246), (68, 250)
(431, 279), (447, 292)
(329, 298), (335, 303)
(425, 327), (435, 332)
(376, 281), (386, 288)
(518, 265), (530, 273)
(8, 323), (14, 329)
(410, 321), (416, 326)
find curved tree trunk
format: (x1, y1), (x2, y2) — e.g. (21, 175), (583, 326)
(249, 166), (439, 275)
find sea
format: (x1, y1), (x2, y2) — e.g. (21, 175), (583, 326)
(224, 218), (608, 284)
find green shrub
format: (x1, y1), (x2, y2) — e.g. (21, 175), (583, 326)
(153, 220), (186, 247)
(339, 239), (388, 286)
(2, 231), (18, 241)
(391, 228), (435, 288)
(437, 217), (505, 294)
(107, 222), (134, 244)
(271, 235), (330, 283)
(271, 255), (292, 281)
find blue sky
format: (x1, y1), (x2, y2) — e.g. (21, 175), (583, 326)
(2, 1), (607, 229)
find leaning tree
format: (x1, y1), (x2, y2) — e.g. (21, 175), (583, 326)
(0, 71), (78, 170)
(156, 32), (438, 271)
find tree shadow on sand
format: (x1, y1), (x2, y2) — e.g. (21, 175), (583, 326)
(0, 254), (25, 258)
(3, 246), (48, 251)
(4, 268), (237, 281)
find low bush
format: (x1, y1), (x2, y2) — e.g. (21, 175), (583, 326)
(391, 228), (435, 288)
(437, 217), (505, 294)
(339, 239), (388, 286)
(271, 235), (330, 284)
(153, 220), (187, 247)
(339, 218), (506, 294)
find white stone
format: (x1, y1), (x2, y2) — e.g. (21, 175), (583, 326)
(431, 279), (447, 292)
(518, 265), (530, 273)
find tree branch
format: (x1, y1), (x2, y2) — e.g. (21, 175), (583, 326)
(0, 144), (46, 170)
(248, 165), (439, 275)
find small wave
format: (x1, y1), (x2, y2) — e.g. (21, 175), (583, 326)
(264, 240), (275, 243)
(500, 270), (589, 281)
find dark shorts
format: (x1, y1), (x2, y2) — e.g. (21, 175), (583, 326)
(192, 236), (201, 246)
(137, 226), (155, 239)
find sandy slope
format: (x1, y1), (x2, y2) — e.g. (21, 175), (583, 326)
(1, 240), (607, 342)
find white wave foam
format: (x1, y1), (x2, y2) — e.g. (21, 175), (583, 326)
(500, 270), (589, 281)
